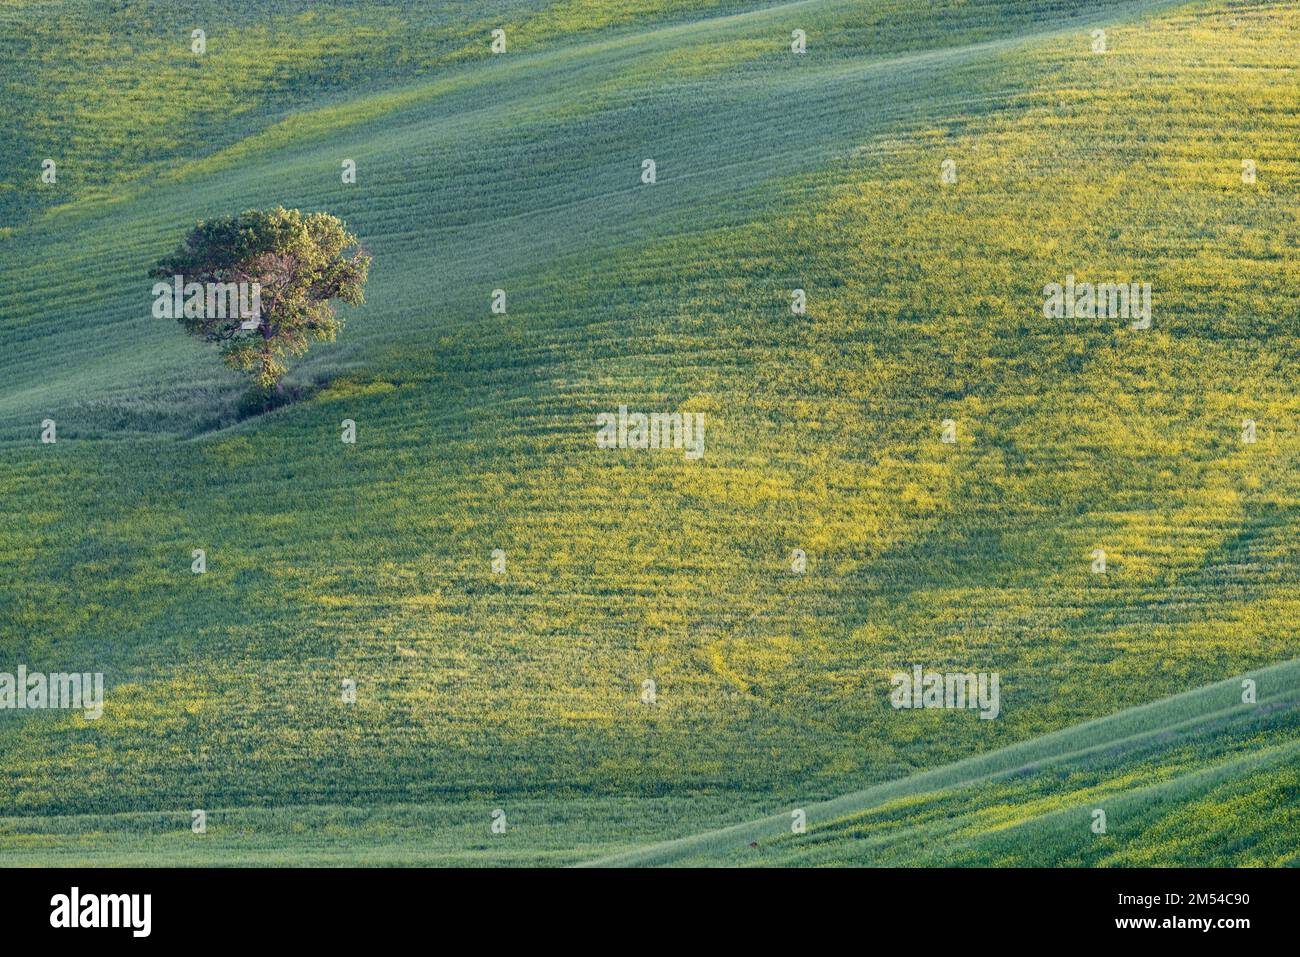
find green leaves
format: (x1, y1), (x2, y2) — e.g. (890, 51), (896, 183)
(151, 206), (370, 391)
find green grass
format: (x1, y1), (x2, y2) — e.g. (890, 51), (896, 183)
(1, 0), (1298, 865)
(584, 657), (1300, 866)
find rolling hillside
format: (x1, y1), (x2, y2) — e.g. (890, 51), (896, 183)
(1, 0), (1297, 865)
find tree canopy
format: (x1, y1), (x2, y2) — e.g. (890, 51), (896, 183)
(150, 207), (370, 391)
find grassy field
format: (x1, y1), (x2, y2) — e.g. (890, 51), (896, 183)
(1, 0), (1297, 865)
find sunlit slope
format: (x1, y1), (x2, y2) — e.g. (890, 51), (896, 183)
(1, 0), (1298, 867)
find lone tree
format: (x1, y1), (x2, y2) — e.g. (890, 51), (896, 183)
(151, 206), (370, 397)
